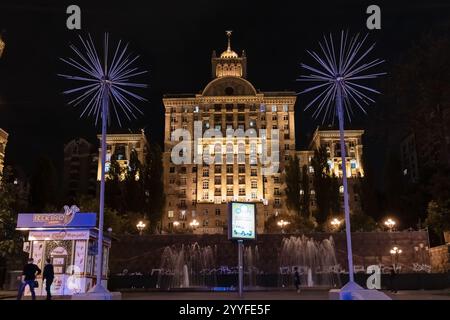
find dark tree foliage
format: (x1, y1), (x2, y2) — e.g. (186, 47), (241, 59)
(285, 154), (302, 216)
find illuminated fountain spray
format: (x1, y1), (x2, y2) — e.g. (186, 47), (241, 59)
(278, 236), (340, 288)
(244, 245), (260, 288)
(157, 243), (217, 289)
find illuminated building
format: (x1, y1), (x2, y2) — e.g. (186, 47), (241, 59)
(162, 32), (297, 234)
(97, 131), (148, 181)
(0, 128), (8, 176)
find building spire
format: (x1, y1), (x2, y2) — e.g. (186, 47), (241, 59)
(226, 30), (232, 51)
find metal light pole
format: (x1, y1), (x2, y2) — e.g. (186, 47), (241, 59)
(336, 82), (355, 283)
(237, 239), (244, 298)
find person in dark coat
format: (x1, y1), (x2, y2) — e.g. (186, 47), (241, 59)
(294, 267), (301, 293)
(43, 258), (54, 300)
(17, 258), (41, 300)
(390, 266), (398, 293)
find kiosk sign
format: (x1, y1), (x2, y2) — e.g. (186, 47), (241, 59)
(228, 202), (256, 240)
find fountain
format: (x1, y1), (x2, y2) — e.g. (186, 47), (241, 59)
(244, 245), (260, 288)
(157, 243), (217, 289)
(278, 235), (341, 288)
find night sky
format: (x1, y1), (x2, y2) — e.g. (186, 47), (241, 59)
(0, 0), (449, 175)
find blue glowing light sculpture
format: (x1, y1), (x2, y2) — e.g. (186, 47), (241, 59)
(298, 31), (385, 290)
(59, 33), (147, 295)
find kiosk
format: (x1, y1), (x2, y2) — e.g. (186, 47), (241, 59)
(16, 208), (111, 297)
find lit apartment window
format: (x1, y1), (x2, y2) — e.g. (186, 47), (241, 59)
(283, 105), (288, 112)
(272, 105), (277, 112)
(168, 211), (174, 218)
(260, 104), (266, 112)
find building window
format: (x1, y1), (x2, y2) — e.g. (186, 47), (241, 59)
(192, 167), (197, 173)
(251, 180), (257, 189)
(251, 168), (257, 176)
(202, 192), (209, 200)
(203, 220), (209, 227)
(309, 166), (314, 173)
(283, 104), (288, 112)
(239, 187), (245, 196)
(180, 178), (186, 185)
(260, 104), (266, 112)
(239, 176), (246, 185)
(238, 164), (245, 174)
(203, 180), (209, 189)
(169, 178), (175, 184)
(203, 168), (209, 177)
(339, 186), (344, 193)
(180, 167), (186, 174)
(272, 125), (278, 130)
(284, 144), (290, 150)
(251, 192), (257, 199)
(272, 115), (278, 121)
(275, 198), (281, 205)
(215, 188), (221, 196)
(226, 175), (233, 184)
(226, 165), (233, 173)
(215, 176), (221, 185)
(169, 167), (175, 173)
(274, 188), (281, 196)
(168, 211), (174, 218)
(274, 176), (280, 184)
(215, 208), (221, 216)
(226, 104), (233, 112)
(227, 187), (233, 196)
(215, 165), (222, 173)
(271, 105), (277, 112)
(215, 220), (221, 227)
(283, 115), (289, 121)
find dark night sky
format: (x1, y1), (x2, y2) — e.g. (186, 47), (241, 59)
(0, 0), (449, 175)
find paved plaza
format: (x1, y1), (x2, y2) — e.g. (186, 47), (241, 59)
(2, 289), (450, 300)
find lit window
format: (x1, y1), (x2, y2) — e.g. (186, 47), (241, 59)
(168, 211), (174, 218)
(339, 186), (344, 193)
(271, 105), (277, 112)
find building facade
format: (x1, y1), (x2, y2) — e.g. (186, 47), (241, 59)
(0, 128), (8, 176)
(63, 138), (98, 200)
(298, 128), (365, 216)
(162, 32), (297, 234)
(97, 131), (148, 181)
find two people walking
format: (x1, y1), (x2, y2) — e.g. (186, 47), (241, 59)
(17, 258), (54, 300)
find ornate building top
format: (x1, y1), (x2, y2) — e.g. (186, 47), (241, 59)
(211, 31), (247, 79)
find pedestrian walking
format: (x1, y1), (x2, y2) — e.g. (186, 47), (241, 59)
(17, 258), (41, 300)
(43, 258), (54, 300)
(294, 267), (301, 293)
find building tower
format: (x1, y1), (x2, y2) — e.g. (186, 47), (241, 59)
(162, 31), (297, 234)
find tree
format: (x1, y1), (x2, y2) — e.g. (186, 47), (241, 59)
(142, 143), (165, 233)
(29, 155), (58, 212)
(311, 146), (335, 224)
(285, 155), (302, 216)
(123, 149), (145, 213)
(105, 154), (124, 212)
(0, 167), (26, 259)
(425, 199), (450, 243)
(300, 165), (310, 218)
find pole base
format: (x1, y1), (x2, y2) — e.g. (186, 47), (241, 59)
(71, 283), (121, 300)
(329, 281), (391, 300)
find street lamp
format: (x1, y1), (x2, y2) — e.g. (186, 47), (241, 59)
(384, 218), (396, 232)
(390, 246), (402, 271)
(330, 218), (342, 231)
(0, 34), (5, 58)
(136, 221), (146, 236)
(190, 219), (199, 231)
(277, 219), (290, 233)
